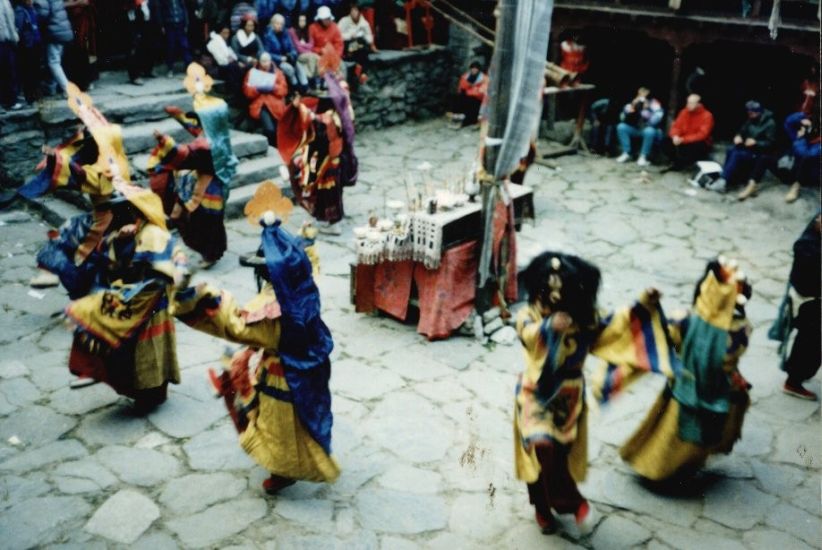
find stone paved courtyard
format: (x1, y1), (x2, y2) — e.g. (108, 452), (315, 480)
(0, 119), (819, 549)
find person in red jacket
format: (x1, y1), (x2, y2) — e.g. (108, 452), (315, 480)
(309, 6), (343, 58)
(449, 61), (487, 128)
(662, 94), (714, 172)
(243, 52), (288, 147)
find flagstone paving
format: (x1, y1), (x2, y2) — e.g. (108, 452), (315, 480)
(0, 119), (819, 549)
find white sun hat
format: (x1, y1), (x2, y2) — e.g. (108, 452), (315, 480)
(315, 6), (334, 21)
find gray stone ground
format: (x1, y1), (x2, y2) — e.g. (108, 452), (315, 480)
(0, 119), (820, 549)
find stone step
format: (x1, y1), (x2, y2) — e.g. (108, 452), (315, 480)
(122, 121), (270, 158)
(130, 132), (271, 175)
(227, 148), (284, 190)
(41, 92), (194, 126)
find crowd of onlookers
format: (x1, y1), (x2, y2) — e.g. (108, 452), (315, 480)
(0, 0), (387, 115)
(588, 81), (820, 203)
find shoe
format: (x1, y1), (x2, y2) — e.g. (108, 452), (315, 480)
(262, 474), (296, 494)
(30, 270), (59, 288)
(737, 180), (758, 201)
(783, 383), (818, 401)
(705, 177), (726, 193)
(167, 70), (174, 79)
(616, 153), (630, 163)
(198, 258), (217, 270)
(130, 77), (145, 86)
(575, 501), (596, 535)
(10, 102), (24, 111)
(535, 511), (557, 535)
(637, 156), (650, 167)
(69, 376), (100, 389)
(784, 182), (801, 203)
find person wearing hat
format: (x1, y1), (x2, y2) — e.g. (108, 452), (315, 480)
(707, 100), (776, 200)
(309, 5), (343, 58)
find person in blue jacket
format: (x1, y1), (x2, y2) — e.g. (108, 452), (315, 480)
(780, 111), (821, 203)
(263, 12), (307, 92)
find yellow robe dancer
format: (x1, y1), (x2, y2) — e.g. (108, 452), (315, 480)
(514, 252), (674, 536)
(65, 187), (187, 412)
(176, 216), (340, 493)
(619, 259), (753, 481)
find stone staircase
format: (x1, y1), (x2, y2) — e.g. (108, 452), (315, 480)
(15, 72), (285, 224)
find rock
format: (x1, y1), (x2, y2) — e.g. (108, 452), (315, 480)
(596, 470), (701, 527)
(742, 529), (814, 550)
(749, 460), (804, 495)
(159, 473), (247, 516)
(48, 385), (120, 416)
(0, 359), (28, 378)
(165, 498), (267, 548)
(772, 422), (821, 469)
(75, 407), (150, 446)
(0, 405), (76, 447)
(0, 496), (92, 549)
(132, 531), (180, 550)
(53, 459), (120, 493)
(183, 423), (255, 471)
(96, 445), (182, 487)
(355, 489), (447, 534)
(764, 502), (820, 547)
(147, 392), (225, 438)
(483, 317), (504, 335)
(654, 525), (745, 550)
(377, 465), (442, 494)
(447, 493), (513, 540)
(0, 474), (50, 509)
(330, 360), (406, 401)
(702, 479), (777, 530)
(85, 489), (160, 544)
(591, 515), (652, 549)
(0, 377), (40, 407)
(481, 307), (501, 324)
(489, 325), (517, 345)
(0, 439), (87, 473)
(274, 498), (334, 526)
(379, 536), (421, 550)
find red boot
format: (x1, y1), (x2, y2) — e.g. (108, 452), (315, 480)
(535, 511), (557, 534)
(262, 474), (296, 495)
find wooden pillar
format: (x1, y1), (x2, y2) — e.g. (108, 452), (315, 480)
(667, 44), (683, 126)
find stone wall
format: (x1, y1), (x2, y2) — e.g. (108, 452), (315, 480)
(351, 46), (452, 130)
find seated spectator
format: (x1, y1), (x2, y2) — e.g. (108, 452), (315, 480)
(588, 97), (620, 156)
(708, 100), (776, 200)
(449, 60), (486, 128)
(309, 6), (342, 59)
(338, 3), (374, 85)
(231, 15), (263, 66)
(661, 93), (714, 172)
(243, 51), (288, 147)
(34, 0), (73, 97)
(616, 86), (664, 167)
(207, 24), (243, 96)
(289, 13), (320, 90)
(263, 13), (307, 92)
(0, 0), (22, 111)
(14, 0), (41, 104)
(779, 111), (820, 203)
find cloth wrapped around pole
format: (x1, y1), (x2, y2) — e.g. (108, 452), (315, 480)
(478, 0), (553, 288)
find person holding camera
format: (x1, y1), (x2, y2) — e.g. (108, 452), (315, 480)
(707, 100), (776, 200)
(616, 86), (664, 167)
(780, 111), (821, 203)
